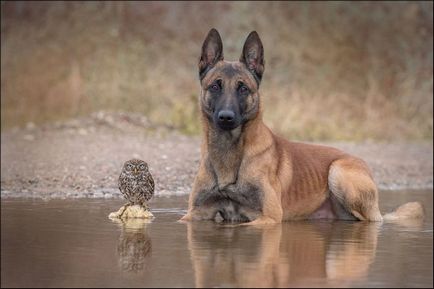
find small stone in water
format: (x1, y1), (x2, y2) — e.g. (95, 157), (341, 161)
(108, 205), (154, 219)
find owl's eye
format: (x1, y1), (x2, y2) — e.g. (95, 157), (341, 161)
(139, 164), (146, 170)
(126, 164), (133, 171)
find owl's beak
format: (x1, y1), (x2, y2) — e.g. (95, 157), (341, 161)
(134, 168), (138, 174)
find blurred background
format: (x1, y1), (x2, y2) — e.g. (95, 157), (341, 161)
(1, 1), (432, 141)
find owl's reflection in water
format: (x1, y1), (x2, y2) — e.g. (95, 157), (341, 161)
(112, 218), (152, 273)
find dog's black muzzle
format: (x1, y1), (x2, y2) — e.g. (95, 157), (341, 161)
(214, 109), (240, 131)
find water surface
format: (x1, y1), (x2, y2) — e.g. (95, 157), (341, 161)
(1, 190), (432, 288)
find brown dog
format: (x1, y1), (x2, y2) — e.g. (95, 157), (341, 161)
(180, 28), (424, 225)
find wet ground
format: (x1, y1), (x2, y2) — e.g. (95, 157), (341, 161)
(1, 112), (433, 200)
(1, 190), (432, 288)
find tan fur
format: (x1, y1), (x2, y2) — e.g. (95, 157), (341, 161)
(180, 29), (424, 225)
(383, 202), (425, 220)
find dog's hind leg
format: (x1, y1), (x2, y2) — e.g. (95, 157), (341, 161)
(328, 157), (383, 222)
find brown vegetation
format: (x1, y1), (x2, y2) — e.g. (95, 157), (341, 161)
(1, 1), (432, 140)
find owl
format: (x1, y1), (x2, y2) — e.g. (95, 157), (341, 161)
(118, 159), (154, 209)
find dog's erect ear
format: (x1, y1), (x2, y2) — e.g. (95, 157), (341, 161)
(240, 31), (264, 83)
(199, 28), (224, 79)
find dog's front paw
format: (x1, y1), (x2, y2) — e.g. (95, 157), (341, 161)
(178, 213), (192, 223)
(240, 216), (280, 226)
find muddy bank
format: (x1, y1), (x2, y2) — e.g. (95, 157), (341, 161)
(1, 112), (432, 199)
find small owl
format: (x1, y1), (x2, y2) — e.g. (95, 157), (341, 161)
(118, 159), (154, 209)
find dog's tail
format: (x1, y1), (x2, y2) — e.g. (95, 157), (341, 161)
(382, 201), (425, 221)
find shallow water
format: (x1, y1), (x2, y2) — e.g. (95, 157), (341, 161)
(1, 190), (433, 288)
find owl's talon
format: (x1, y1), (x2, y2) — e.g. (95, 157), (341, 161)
(141, 203), (150, 211)
(118, 203), (131, 216)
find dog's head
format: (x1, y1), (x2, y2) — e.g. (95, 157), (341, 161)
(198, 29), (264, 131)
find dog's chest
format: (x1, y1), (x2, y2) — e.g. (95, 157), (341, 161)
(193, 182), (263, 222)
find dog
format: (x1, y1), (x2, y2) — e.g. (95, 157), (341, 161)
(180, 28), (424, 225)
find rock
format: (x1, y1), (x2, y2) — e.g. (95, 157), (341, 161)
(108, 205), (154, 219)
(109, 216), (153, 228)
(23, 134), (35, 141)
(93, 192), (104, 198)
(25, 122), (36, 130)
(78, 128), (88, 135)
(132, 153), (140, 159)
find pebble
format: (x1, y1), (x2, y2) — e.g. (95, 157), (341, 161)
(23, 134), (35, 141)
(78, 128), (88, 135)
(25, 122), (36, 130)
(93, 192), (104, 198)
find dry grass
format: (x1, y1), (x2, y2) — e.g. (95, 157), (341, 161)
(1, 1), (432, 141)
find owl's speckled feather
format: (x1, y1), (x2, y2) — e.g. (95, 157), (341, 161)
(118, 159), (154, 207)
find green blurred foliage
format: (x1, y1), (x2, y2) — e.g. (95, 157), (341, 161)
(1, 1), (432, 140)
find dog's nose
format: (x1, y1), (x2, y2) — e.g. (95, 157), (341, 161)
(218, 110), (235, 123)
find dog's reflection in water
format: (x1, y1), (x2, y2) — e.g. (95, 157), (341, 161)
(111, 218), (152, 273)
(186, 221), (387, 288)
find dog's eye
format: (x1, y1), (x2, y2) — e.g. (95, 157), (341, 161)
(238, 84), (249, 94)
(209, 81), (221, 92)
